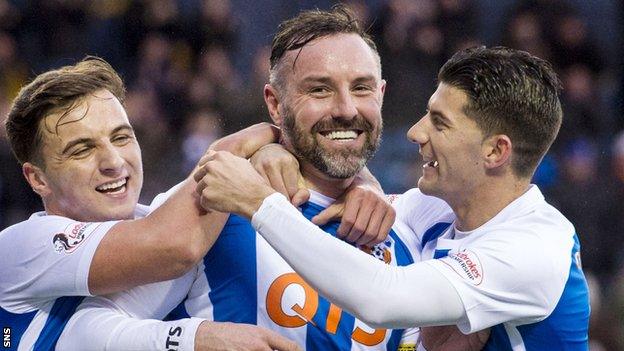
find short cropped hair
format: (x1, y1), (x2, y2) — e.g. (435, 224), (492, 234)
(438, 46), (563, 178)
(5, 56), (125, 166)
(269, 4), (379, 92)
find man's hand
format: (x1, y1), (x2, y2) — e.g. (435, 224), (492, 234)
(195, 321), (301, 351)
(312, 168), (395, 247)
(194, 150), (276, 218)
(420, 326), (490, 351)
(250, 143), (310, 207)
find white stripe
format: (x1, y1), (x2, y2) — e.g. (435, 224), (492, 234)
(504, 323), (526, 351)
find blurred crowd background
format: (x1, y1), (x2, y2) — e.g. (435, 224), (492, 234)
(0, 0), (621, 349)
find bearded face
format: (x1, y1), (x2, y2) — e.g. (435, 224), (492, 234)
(281, 104), (381, 179)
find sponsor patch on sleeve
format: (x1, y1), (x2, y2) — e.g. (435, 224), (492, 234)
(440, 250), (483, 285)
(52, 222), (94, 254)
(386, 194), (400, 204)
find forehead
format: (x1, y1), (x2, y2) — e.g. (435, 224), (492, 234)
(283, 33), (381, 82)
(429, 83), (470, 117)
(42, 89), (130, 140)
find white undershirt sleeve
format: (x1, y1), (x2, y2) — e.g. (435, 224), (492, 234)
(57, 305), (203, 351)
(251, 193), (465, 329)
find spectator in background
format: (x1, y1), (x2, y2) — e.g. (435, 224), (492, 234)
(548, 138), (614, 284)
(180, 109), (223, 173)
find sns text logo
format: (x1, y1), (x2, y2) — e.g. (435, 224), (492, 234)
(3, 327), (10, 348)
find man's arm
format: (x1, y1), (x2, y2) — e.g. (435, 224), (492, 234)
(59, 308), (299, 351)
(248, 143), (395, 247)
(193, 151), (465, 328)
(89, 123), (280, 295)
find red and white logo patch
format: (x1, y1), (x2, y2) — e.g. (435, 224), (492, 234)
(52, 223), (92, 254)
(386, 194), (400, 204)
(443, 250), (483, 285)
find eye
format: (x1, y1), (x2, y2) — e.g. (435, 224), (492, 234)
(353, 84), (373, 95)
(309, 86), (331, 97)
(431, 115), (446, 131)
(71, 147), (91, 157)
(112, 134), (133, 145)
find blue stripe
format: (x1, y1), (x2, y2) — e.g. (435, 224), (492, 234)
(483, 324), (513, 351)
(300, 202), (412, 350)
(203, 214), (257, 323)
(306, 297), (353, 351)
(390, 231), (414, 265)
(386, 329), (404, 351)
(421, 222), (452, 250)
(516, 234), (589, 350)
(0, 307), (37, 350)
(484, 234), (590, 350)
(433, 249), (450, 259)
(33, 296), (84, 351)
(164, 301), (190, 320)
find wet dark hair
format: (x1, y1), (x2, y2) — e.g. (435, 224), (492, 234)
(439, 46), (563, 177)
(5, 56), (125, 165)
(269, 4), (379, 90)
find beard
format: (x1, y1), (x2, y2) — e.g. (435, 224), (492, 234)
(281, 106), (381, 179)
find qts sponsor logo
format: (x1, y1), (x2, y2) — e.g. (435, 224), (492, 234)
(266, 273), (387, 346)
(446, 250), (483, 285)
(53, 223), (92, 254)
(165, 326), (182, 351)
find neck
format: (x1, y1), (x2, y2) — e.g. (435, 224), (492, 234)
(300, 162), (354, 199)
(448, 177), (530, 231)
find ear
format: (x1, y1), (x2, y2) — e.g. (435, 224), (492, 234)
(23, 162), (52, 197)
(379, 79), (387, 105)
(482, 134), (512, 170)
(264, 84), (282, 125)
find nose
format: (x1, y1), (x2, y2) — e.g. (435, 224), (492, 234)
(98, 143), (125, 176)
(331, 90), (358, 120)
(407, 116), (428, 145)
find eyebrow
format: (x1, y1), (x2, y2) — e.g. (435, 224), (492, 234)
(61, 124), (134, 155)
(300, 76), (333, 85)
(300, 74), (378, 85)
(427, 105), (452, 125)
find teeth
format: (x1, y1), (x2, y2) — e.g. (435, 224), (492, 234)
(324, 130), (358, 140)
(97, 178), (127, 191)
(423, 160), (439, 168)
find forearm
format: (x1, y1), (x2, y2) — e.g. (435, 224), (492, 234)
(89, 178), (227, 295)
(58, 307), (203, 351)
(210, 122), (280, 158)
(252, 193), (464, 329)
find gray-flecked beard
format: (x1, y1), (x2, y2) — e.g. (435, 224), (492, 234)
(281, 107), (381, 179)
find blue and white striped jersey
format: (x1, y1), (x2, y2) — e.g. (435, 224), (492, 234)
(392, 186), (590, 350)
(0, 208), (143, 350)
(168, 191), (418, 350)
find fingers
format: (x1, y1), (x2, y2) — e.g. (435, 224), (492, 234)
(344, 199), (373, 244)
(282, 164), (300, 200)
(290, 188), (310, 207)
(263, 330), (301, 351)
(357, 204), (384, 247)
(336, 199), (358, 240)
(265, 166), (290, 199)
(377, 206), (396, 244)
(312, 202), (343, 225)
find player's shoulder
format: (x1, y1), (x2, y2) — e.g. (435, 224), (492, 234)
(391, 188), (454, 225)
(1, 212), (68, 241)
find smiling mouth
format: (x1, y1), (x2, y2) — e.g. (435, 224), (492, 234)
(319, 129), (362, 142)
(423, 160), (439, 168)
(96, 177), (128, 195)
